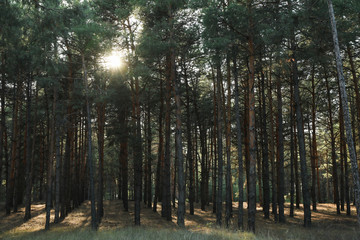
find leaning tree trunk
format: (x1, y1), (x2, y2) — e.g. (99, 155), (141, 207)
(327, 0), (360, 224)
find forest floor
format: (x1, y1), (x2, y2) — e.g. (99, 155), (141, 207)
(0, 200), (359, 239)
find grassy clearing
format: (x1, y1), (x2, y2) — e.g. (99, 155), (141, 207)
(1, 227), (256, 240)
(1, 201), (359, 240)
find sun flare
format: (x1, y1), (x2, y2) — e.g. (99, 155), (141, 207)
(103, 51), (125, 70)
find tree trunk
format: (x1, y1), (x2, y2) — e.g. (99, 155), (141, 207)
(311, 66), (318, 210)
(184, 58), (194, 216)
(260, 69), (270, 220)
(346, 44), (360, 169)
(120, 141), (128, 211)
(24, 78), (33, 221)
(268, 62), (277, 221)
(324, 71), (340, 214)
(327, 0), (360, 224)
(82, 55), (97, 230)
(232, 53), (244, 229)
(147, 97), (152, 208)
(215, 55), (224, 226)
(97, 101), (105, 222)
(247, 1), (256, 230)
(212, 70), (217, 214)
(290, 84), (295, 217)
(225, 55), (232, 227)
(134, 75), (142, 226)
(45, 86), (56, 230)
(162, 52), (172, 221)
(276, 71), (285, 223)
(154, 77), (164, 212)
(0, 56), (5, 211)
(339, 84), (345, 212)
(174, 55), (185, 228)
(292, 53), (311, 227)
(7, 80), (22, 215)
(54, 103), (62, 224)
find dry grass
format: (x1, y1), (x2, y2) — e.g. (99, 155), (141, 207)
(0, 201), (359, 240)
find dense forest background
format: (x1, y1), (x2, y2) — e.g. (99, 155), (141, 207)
(1, 0), (360, 235)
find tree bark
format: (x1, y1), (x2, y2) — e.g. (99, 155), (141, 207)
(24, 78), (33, 221)
(154, 77), (164, 212)
(215, 55), (224, 226)
(268, 62), (277, 221)
(233, 53), (244, 229)
(324, 70), (340, 214)
(327, 0), (360, 224)
(97, 101), (105, 222)
(45, 86), (56, 230)
(162, 47), (172, 222)
(247, 1), (256, 230)
(260, 69), (270, 220)
(225, 55), (232, 227)
(82, 55), (97, 230)
(292, 54), (311, 227)
(174, 54), (185, 228)
(276, 71), (285, 223)
(147, 97), (152, 208)
(184, 58), (194, 216)
(290, 83), (295, 217)
(311, 66), (318, 210)
(0, 56), (5, 210)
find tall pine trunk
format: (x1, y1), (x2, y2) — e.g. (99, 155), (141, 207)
(247, 1), (257, 230)
(276, 72), (285, 223)
(260, 69), (270, 219)
(233, 54), (244, 229)
(310, 66), (318, 210)
(327, 0), (360, 224)
(292, 54), (311, 227)
(225, 55), (232, 227)
(174, 54), (185, 228)
(215, 55), (224, 226)
(324, 71), (340, 214)
(82, 55), (97, 230)
(97, 102), (105, 222)
(24, 78), (33, 221)
(162, 51), (172, 221)
(45, 86), (56, 230)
